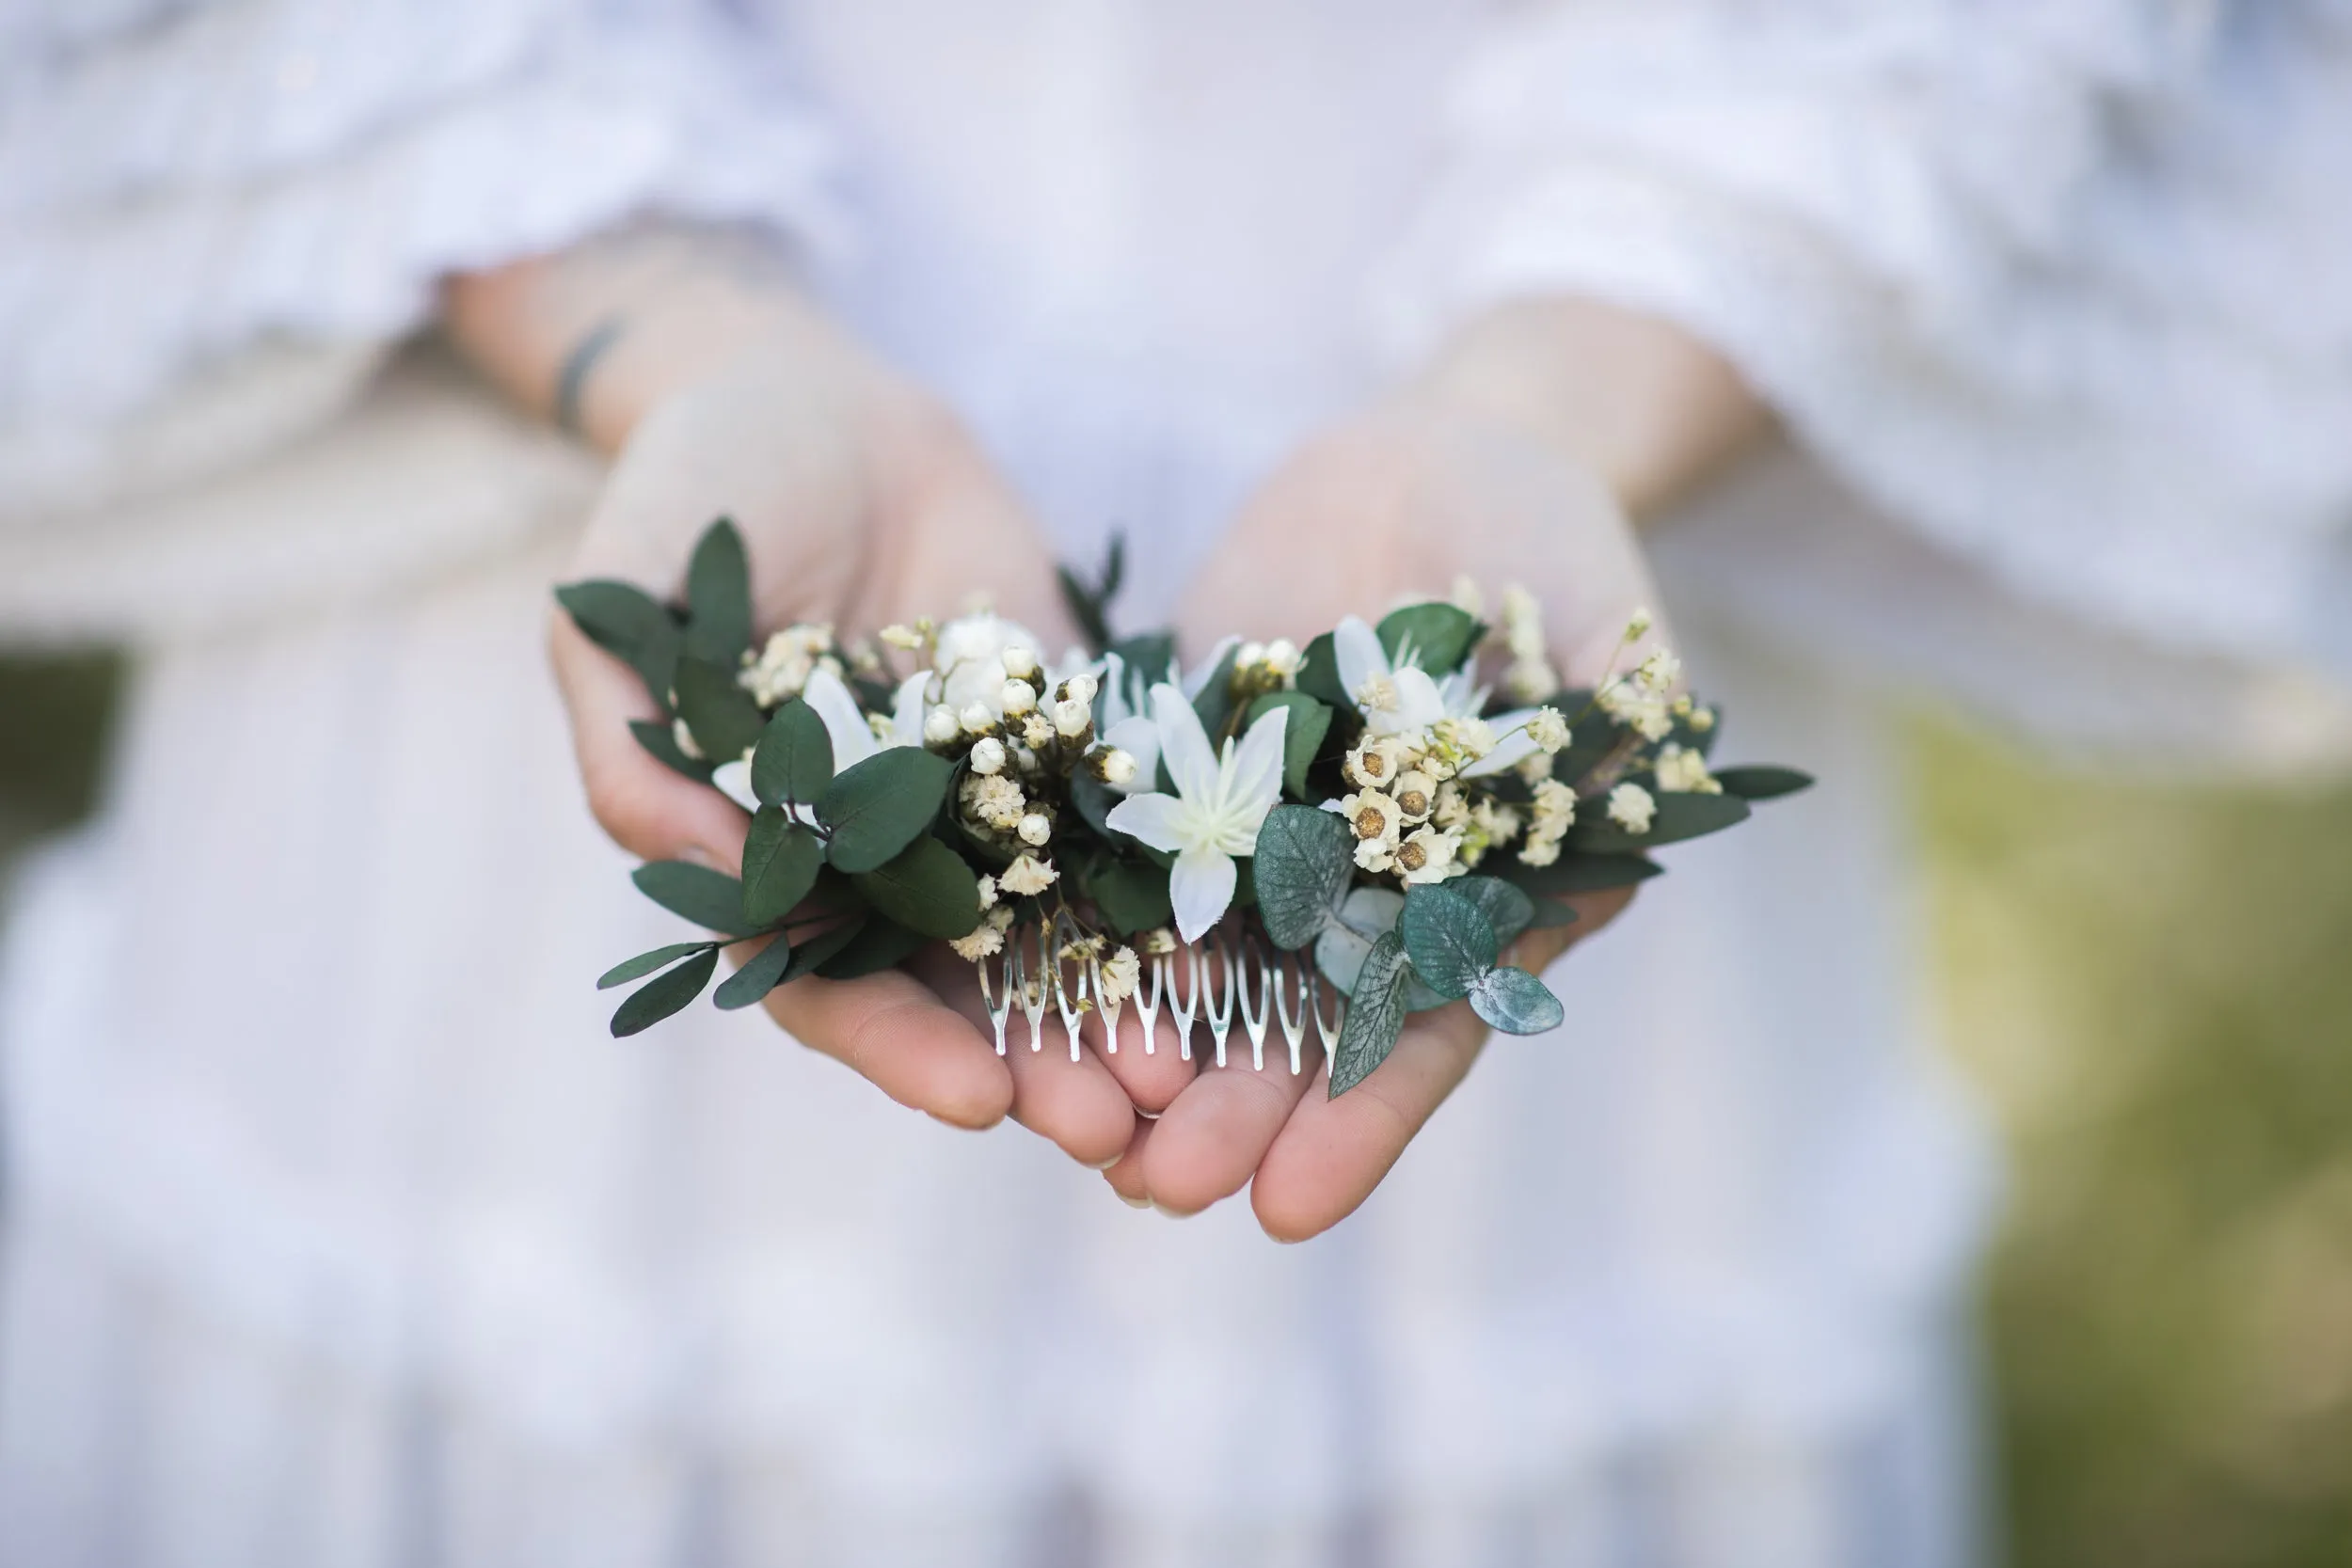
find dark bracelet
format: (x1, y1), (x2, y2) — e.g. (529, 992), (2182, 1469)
(552, 316), (627, 436)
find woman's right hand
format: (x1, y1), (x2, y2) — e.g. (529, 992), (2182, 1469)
(449, 233), (1197, 1163)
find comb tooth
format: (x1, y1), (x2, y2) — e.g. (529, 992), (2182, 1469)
(1091, 951), (1120, 1054)
(1273, 951), (1310, 1077)
(1310, 969), (1345, 1068)
(1135, 953), (1165, 1055)
(980, 945), (1014, 1056)
(1237, 935), (1274, 1073)
(1051, 911), (1088, 1063)
(1168, 942), (1200, 1062)
(1203, 930), (1236, 1069)
(1017, 926), (1049, 1053)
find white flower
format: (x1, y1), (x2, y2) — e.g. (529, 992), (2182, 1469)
(1623, 607), (1653, 641)
(1432, 782), (1472, 830)
(1053, 698), (1092, 738)
(1530, 779), (1577, 829)
(880, 623), (926, 651)
(1339, 788), (1403, 847)
(1391, 770), (1437, 823)
(1061, 672), (1100, 705)
(1392, 826), (1460, 884)
(959, 702), (994, 735)
(1653, 743), (1722, 795)
(711, 666), (924, 811)
(1263, 639), (1301, 679)
(976, 875), (998, 910)
(1637, 650), (1681, 693)
(968, 736), (1008, 775)
(1104, 683), (1289, 942)
(1017, 812), (1054, 847)
(962, 772), (1027, 830)
(1526, 707), (1570, 753)
(1518, 832), (1564, 868)
(999, 854), (1058, 897)
(1332, 616), (1453, 736)
(930, 613), (1047, 719)
(949, 905), (1015, 961)
(1098, 946), (1141, 1006)
(1091, 746), (1138, 786)
(923, 705), (961, 745)
(1343, 736), (1409, 789)
(1001, 645), (1039, 680)
(671, 717), (706, 762)
(1000, 679), (1037, 717)
(1607, 782), (1657, 833)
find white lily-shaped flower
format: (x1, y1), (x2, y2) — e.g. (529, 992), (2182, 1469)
(1104, 683), (1289, 942)
(713, 666), (927, 814)
(1328, 615), (1541, 777)
(1095, 650), (1161, 795)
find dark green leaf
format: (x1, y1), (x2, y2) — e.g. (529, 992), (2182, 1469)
(714, 933), (796, 1009)
(1247, 692), (1333, 800)
(1712, 765), (1815, 801)
(1295, 630), (1352, 709)
(782, 917), (867, 982)
(751, 699), (834, 806)
(1671, 702), (1724, 760)
(1329, 931), (1411, 1096)
(1080, 857), (1173, 935)
(596, 941), (718, 990)
(1399, 885), (1499, 1000)
(741, 810), (824, 927)
(673, 656), (764, 764)
(850, 835), (982, 939)
(1376, 602), (1481, 675)
(1469, 967), (1565, 1035)
(1251, 803), (1355, 949)
(1527, 897), (1579, 929)
(631, 861), (757, 938)
(1069, 771), (1120, 838)
(557, 580), (671, 657)
(684, 517), (753, 664)
(610, 945), (719, 1036)
(1449, 876), (1536, 947)
(630, 719), (713, 783)
(814, 916), (929, 979)
(1105, 632), (1176, 711)
(1057, 535), (1124, 655)
(1568, 791), (1751, 854)
(818, 748), (955, 872)
(1188, 641), (1242, 738)
(1512, 852), (1664, 895)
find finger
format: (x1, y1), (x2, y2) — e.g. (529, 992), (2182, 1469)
(1139, 1036), (1319, 1216)
(1101, 1113), (1158, 1208)
(1080, 1002), (1200, 1117)
(762, 961), (1014, 1131)
(907, 946), (1137, 1168)
(549, 613), (749, 867)
(1248, 885), (1638, 1241)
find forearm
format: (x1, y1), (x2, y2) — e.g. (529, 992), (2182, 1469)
(1413, 297), (1770, 523)
(441, 223), (855, 455)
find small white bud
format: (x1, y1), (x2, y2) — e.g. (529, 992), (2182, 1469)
(1237, 641), (1267, 670)
(880, 624), (925, 651)
(923, 705), (961, 745)
(976, 875), (998, 910)
(671, 718), (706, 762)
(1001, 646), (1038, 680)
(968, 736), (1008, 775)
(1000, 679), (1037, 717)
(1017, 812), (1053, 847)
(1053, 698), (1091, 738)
(960, 701), (996, 736)
(1263, 639), (1301, 677)
(1062, 673), (1099, 705)
(1623, 607), (1654, 642)
(1021, 713), (1056, 750)
(1094, 746), (1137, 786)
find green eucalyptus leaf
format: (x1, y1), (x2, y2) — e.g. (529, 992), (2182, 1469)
(714, 932), (796, 1010)
(1449, 875), (1536, 947)
(751, 699), (834, 805)
(557, 580), (671, 658)
(596, 941), (718, 990)
(741, 810), (824, 927)
(684, 517), (753, 663)
(1295, 630), (1352, 709)
(818, 747), (955, 872)
(673, 656), (764, 764)
(815, 916), (929, 979)
(1398, 884), (1499, 1001)
(1375, 602), (1481, 675)
(631, 861), (757, 938)
(1568, 791), (1750, 854)
(1247, 693), (1333, 800)
(1711, 765), (1815, 801)
(850, 835), (982, 939)
(630, 719), (713, 783)
(1188, 641), (1242, 738)
(1251, 803), (1355, 949)
(1511, 852), (1663, 895)
(1527, 897), (1579, 929)
(1106, 632), (1177, 707)
(781, 917), (867, 982)
(1329, 931), (1411, 1096)
(1469, 966), (1565, 1035)
(1080, 857), (1174, 935)
(610, 944), (719, 1037)
(1069, 771), (1120, 838)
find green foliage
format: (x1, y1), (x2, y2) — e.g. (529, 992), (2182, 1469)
(1468, 966), (1565, 1034)
(1330, 931), (1411, 1096)
(1511, 852), (1663, 895)
(557, 579), (682, 711)
(714, 932), (796, 1009)
(1188, 641), (1242, 737)
(1568, 791), (1750, 854)
(1376, 602), (1481, 675)
(850, 835), (983, 939)
(631, 861), (758, 938)
(818, 748), (954, 872)
(751, 699), (833, 805)
(780, 918), (867, 982)
(741, 810), (823, 927)
(1398, 884), (1498, 1000)
(1295, 630), (1352, 709)
(610, 944), (719, 1036)
(596, 942), (718, 990)
(1449, 875), (1536, 947)
(1247, 692), (1333, 800)
(1058, 534), (1124, 655)
(1713, 765), (1815, 800)
(684, 517), (753, 664)
(1252, 804), (1355, 949)
(672, 656), (764, 763)
(1079, 857), (1173, 935)
(814, 917), (930, 979)
(630, 720), (713, 783)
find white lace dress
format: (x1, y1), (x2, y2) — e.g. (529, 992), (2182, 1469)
(3, 4), (2347, 1565)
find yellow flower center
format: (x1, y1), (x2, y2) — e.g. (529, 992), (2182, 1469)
(1353, 805), (1388, 840)
(1396, 789), (1429, 816)
(1395, 840), (1427, 872)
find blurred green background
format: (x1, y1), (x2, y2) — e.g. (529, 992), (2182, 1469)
(2, 656), (2347, 1565)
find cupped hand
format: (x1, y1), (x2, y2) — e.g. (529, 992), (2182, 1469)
(549, 307), (1195, 1161)
(1115, 388), (1668, 1237)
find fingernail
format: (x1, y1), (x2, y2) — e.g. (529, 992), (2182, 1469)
(1083, 1151), (1122, 1171)
(1119, 1192), (1151, 1210)
(1150, 1200), (1196, 1220)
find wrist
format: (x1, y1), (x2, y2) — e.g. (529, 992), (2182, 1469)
(1411, 297), (1768, 522)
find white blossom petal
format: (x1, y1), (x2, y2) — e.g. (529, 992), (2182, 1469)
(710, 758), (759, 813)
(1150, 682), (1219, 802)
(1383, 667), (1449, 732)
(803, 666), (879, 768)
(1103, 714), (1160, 794)
(1181, 636), (1243, 701)
(1332, 616), (1390, 701)
(1458, 707), (1543, 778)
(1168, 845), (1239, 943)
(887, 671), (932, 747)
(1223, 705), (1289, 836)
(1104, 791), (1190, 854)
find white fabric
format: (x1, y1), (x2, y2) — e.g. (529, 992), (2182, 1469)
(3, 0), (2344, 1560)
